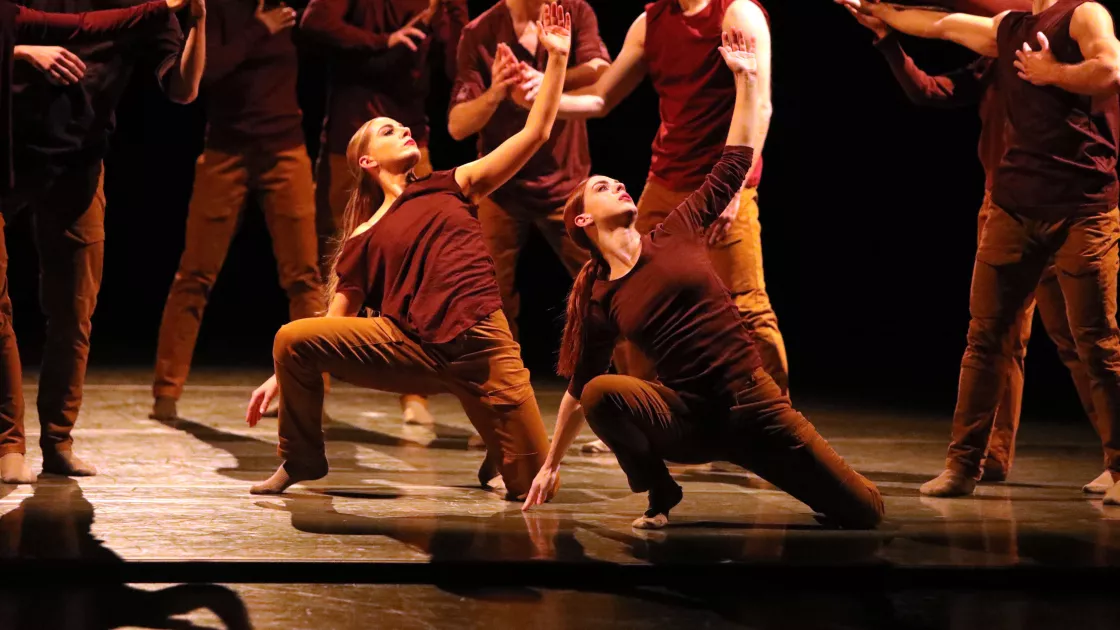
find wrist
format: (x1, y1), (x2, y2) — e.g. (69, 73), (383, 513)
(13, 46), (29, 61)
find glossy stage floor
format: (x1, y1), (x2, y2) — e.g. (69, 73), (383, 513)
(1, 368), (1118, 630)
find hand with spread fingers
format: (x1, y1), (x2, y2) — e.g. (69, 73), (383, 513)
(15, 45), (87, 86)
(1014, 32), (1060, 86)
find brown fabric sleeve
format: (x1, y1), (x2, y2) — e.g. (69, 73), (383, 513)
(662, 146), (754, 237)
(572, 0), (609, 65)
(450, 23), (485, 106)
(567, 299), (618, 400)
(14, 0), (169, 42)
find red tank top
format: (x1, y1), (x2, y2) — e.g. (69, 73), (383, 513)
(644, 0), (768, 191)
(992, 0), (1120, 218)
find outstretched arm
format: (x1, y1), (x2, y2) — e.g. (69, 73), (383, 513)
(1015, 2), (1120, 95)
(551, 12), (648, 120)
(14, 0), (175, 41)
(837, 0), (1005, 57)
(725, 0), (770, 184)
(455, 3), (569, 200)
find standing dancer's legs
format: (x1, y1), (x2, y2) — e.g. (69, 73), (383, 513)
(580, 371), (883, 529)
(0, 212), (32, 483)
(153, 147), (324, 420)
(256, 311), (549, 498)
(31, 163), (106, 476)
(314, 147), (435, 424)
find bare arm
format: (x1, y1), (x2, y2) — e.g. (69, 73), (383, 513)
(164, 10), (205, 103)
(521, 391), (584, 510)
(553, 12), (648, 120)
(1016, 3), (1120, 95)
(327, 292), (361, 317)
(447, 42), (521, 140)
(846, 0), (1005, 57)
(455, 4), (569, 200)
(724, 0), (770, 184)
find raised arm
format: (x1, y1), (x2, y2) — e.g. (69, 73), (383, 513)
(454, 2), (569, 200)
(725, 0), (770, 184)
(665, 29), (756, 235)
(838, 0), (1005, 57)
(447, 39), (521, 140)
(163, 0), (205, 103)
(1015, 2), (1120, 95)
(552, 12), (648, 120)
(13, 0), (175, 41)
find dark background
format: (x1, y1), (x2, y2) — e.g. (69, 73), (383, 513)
(3, 0), (1103, 419)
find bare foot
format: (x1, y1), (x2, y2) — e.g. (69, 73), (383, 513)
(42, 450), (97, 477)
(581, 439), (612, 454)
(1082, 470), (1115, 495)
(1105, 481), (1120, 506)
(631, 481), (683, 530)
(401, 397), (434, 426)
(249, 460), (328, 495)
(919, 470), (976, 497)
(0, 453), (34, 484)
(149, 396), (179, 422)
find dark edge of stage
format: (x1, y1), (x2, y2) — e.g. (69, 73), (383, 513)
(3, 560), (1118, 592)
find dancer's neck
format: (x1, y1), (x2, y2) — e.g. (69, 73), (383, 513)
(677, 0), (711, 17)
(506, 0), (545, 21)
(598, 227), (643, 281)
(1033, 0), (1059, 14)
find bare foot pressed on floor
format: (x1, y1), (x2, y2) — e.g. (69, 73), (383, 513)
(42, 450), (97, 477)
(631, 482), (683, 530)
(919, 469), (977, 497)
(250, 460), (328, 495)
(581, 439), (612, 454)
(1082, 470), (1116, 494)
(149, 396), (179, 422)
(401, 397), (435, 426)
(1104, 481), (1120, 506)
(0, 453), (35, 484)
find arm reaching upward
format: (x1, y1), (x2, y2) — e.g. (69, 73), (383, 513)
(1014, 3), (1120, 95)
(836, 0), (1005, 57)
(454, 2), (569, 200)
(664, 29), (756, 236)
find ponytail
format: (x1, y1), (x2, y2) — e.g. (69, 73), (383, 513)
(557, 178), (603, 378)
(558, 256), (603, 378)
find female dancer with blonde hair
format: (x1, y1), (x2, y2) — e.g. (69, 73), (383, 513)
(245, 2), (573, 498)
(522, 30), (884, 530)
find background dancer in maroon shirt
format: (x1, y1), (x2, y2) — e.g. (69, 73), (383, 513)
(244, 2), (571, 499)
(838, 0), (1112, 493)
(543, 0), (786, 404)
(301, 0), (468, 428)
(149, 0), (325, 424)
(849, 0), (1120, 497)
(521, 30), (884, 531)
(0, 0), (205, 485)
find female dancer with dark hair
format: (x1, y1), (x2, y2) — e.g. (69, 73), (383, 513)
(244, 2), (571, 498)
(521, 30), (884, 530)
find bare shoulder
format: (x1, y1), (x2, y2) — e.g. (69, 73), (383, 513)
(724, 0), (769, 32)
(1071, 2), (1114, 29)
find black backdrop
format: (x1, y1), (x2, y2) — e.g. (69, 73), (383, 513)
(3, 0), (1103, 417)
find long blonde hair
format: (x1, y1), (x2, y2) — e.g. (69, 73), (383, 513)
(323, 119), (386, 303)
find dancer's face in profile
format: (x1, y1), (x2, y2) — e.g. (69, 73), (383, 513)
(357, 117), (422, 176)
(574, 176), (638, 233)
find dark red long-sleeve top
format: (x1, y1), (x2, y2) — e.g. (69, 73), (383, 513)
(201, 0), (304, 152)
(568, 147), (760, 412)
(873, 33), (1006, 190)
(0, 0), (171, 191)
(300, 0), (467, 153)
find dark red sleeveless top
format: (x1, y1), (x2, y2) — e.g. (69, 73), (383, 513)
(644, 0), (768, 191)
(993, 0), (1119, 218)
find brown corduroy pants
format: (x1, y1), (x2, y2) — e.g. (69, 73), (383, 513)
(948, 203), (1120, 479)
(152, 146), (324, 401)
(271, 310), (549, 498)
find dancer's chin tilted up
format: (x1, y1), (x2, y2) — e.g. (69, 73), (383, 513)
(521, 29), (885, 530)
(245, 2), (574, 499)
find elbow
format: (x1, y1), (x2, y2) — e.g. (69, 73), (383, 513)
(447, 119), (470, 142)
(167, 85), (198, 104)
(527, 125), (551, 146)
